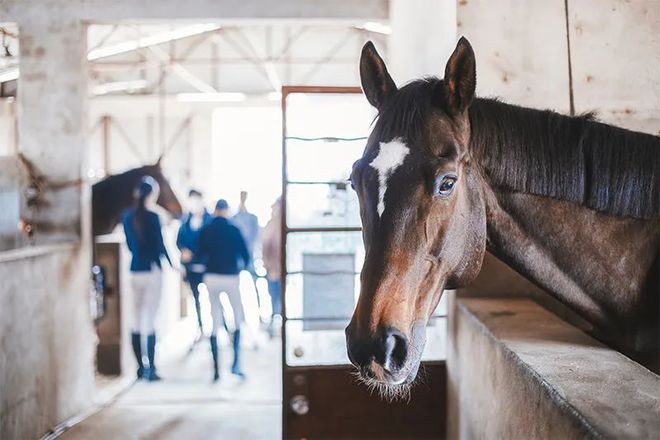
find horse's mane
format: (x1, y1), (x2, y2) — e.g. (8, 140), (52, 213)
(373, 78), (660, 219)
(470, 98), (659, 219)
(93, 166), (149, 193)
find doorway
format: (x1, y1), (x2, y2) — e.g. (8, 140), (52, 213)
(280, 87), (447, 439)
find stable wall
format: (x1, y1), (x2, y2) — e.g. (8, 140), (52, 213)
(0, 245), (95, 440)
(447, 297), (660, 439)
(458, 0), (660, 135)
(0, 16), (96, 440)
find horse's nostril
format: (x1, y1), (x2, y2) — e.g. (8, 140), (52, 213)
(381, 328), (408, 372)
(384, 335), (397, 369)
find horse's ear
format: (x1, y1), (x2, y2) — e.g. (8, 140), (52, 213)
(443, 37), (476, 115)
(360, 41), (397, 110)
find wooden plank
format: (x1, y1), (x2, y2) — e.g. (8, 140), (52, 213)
(568, 0), (660, 135)
(283, 362), (447, 439)
(458, 0), (570, 112)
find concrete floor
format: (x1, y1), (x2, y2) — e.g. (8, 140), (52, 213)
(62, 336), (282, 440)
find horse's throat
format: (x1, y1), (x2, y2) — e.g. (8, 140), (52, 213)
(483, 190), (658, 329)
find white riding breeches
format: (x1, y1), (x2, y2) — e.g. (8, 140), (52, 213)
(130, 269), (163, 334)
(204, 273), (245, 333)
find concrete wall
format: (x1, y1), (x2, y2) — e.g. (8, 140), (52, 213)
(0, 15), (96, 440)
(0, 245), (95, 440)
(447, 296), (660, 439)
(0, 100), (17, 156)
(0, 0), (387, 22)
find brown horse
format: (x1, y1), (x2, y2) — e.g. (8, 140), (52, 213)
(92, 159), (183, 235)
(345, 37), (660, 397)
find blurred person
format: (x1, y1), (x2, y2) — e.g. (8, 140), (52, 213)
(197, 199), (250, 381)
(122, 176), (172, 381)
(261, 198), (282, 336)
(231, 191), (261, 308)
(176, 189), (212, 338)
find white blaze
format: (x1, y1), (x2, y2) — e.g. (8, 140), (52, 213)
(369, 138), (410, 217)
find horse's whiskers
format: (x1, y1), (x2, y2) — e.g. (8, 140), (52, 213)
(349, 368), (414, 403)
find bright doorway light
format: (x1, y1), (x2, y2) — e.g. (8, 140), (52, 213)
(211, 106), (282, 225)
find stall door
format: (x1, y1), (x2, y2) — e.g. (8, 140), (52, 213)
(281, 87), (447, 439)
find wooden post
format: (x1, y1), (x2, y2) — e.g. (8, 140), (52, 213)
(101, 115), (111, 175)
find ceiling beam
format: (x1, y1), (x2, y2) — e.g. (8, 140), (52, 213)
(146, 44), (218, 93)
(1, 0), (387, 22)
(88, 24), (222, 60)
(0, 24), (223, 85)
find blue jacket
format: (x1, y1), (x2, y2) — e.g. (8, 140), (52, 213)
(196, 217), (250, 275)
(176, 211), (212, 271)
(122, 207), (171, 272)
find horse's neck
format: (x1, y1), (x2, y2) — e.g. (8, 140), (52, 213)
(483, 187), (659, 330)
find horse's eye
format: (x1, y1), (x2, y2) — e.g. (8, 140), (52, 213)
(436, 175), (457, 197)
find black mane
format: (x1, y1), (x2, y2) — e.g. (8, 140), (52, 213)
(373, 78), (660, 219)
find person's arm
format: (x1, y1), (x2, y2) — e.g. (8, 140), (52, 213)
(122, 212), (136, 253)
(176, 220), (185, 251)
(153, 214), (172, 267)
(195, 224), (210, 262)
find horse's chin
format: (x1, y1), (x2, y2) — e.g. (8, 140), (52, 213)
(356, 360), (422, 402)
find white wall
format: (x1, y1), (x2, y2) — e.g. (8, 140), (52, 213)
(458, 0), (660, 135)
(0, 101), (17, 156)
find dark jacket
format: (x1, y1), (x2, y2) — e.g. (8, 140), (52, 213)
(122, 207), (172, 272)
(196, 217), (250, 275)
(176, 211), (212, 271)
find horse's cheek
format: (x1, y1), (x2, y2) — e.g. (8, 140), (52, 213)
(447, 172), (487, 287)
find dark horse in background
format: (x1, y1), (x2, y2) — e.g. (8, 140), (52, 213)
(345, 37), (659, 396)
(92, 158), (183, 236)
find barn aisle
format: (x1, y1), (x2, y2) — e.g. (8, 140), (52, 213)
(61, 336), (281, 440)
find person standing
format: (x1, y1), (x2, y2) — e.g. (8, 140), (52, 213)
(122, 176), (172, 381)
(197, 199), (250, 382)
(261, 198), (282, 336)
(231, 191), (260, 304)
(176, 189), (212, 338)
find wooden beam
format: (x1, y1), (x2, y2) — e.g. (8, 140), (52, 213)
(2, 0), (387, 22)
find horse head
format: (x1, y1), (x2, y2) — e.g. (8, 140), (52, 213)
(345, 38), (486, 393)
(143, 156), (183, 219)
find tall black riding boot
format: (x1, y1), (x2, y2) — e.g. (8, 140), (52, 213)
(231, 329), (245, 379)
(146, 333), (161, 381)
(209, 335), (220, 382)
(194, 297), (203, 334)
(131, 332), (144, 379)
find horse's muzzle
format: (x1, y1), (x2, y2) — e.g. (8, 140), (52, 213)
(345, 324), (410, 384)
